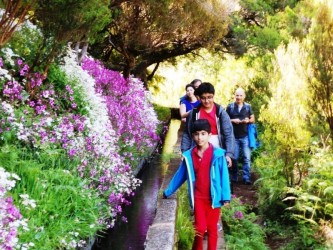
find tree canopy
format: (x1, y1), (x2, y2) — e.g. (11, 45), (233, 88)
(89, 0), (233, 80)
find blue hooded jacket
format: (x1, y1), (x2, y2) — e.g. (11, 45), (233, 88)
(163, 146), (231, 209)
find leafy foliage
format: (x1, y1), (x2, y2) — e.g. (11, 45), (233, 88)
(258, 40), (311, 187)
(90, 0), (231, 79)
(285, 143), (333, 224)
(33, 0), (111, 44)
(0, 0), (38, 47)
(1, 144), (106, 249)
(306, 2), (333, 141)
(222, 195), (268, 250)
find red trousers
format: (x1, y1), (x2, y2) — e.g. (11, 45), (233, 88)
(192, 198), (220, 250)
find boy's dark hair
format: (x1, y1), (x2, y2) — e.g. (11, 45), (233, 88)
(191, 119), (211, 134)
(194, 82), (215, 97)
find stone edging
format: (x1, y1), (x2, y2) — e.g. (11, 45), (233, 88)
(144, 123), (183, 249)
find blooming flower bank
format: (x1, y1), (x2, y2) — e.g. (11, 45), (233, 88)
(0, 49), (159, 249)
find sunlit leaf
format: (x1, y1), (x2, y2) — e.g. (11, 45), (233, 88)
(324, 186), (333, 196)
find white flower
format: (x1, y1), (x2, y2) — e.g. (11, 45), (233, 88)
(2, 47), (18, 66)
(62, 170), (70, 174)
(45, 117), (53, 126)
(20, 194), (37, 209)
(0, 67), (11, 79)
(1, 101), (14, 114)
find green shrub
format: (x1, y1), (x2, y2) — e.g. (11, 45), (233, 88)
(47, 64), (89, 116)
(222, 196), (268, 250)
(264, 220), (326, 250)
(284, 144), (333, 224)
(153, 103), (171, 134)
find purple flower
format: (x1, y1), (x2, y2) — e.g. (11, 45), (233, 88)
(65, 85), (74, 94)
(29, 101), (35, 107)
(233, 211), (244, 220)
(3, 80), (24, 101)
(68, 148), (77, 157)
(19, 64), (29, 76)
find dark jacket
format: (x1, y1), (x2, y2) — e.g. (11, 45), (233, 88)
(226, 102), (253, 138)
(181, 103), (235, 159)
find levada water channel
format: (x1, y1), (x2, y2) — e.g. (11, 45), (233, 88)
(92, 119), (181, 250)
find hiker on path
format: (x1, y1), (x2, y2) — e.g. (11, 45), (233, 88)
(163, 119), (231, 250)
(181, 82), (235, 167)
(179, 84), (201, 122)
(226, 88), (255, 185)
(179, 78), (202, 104)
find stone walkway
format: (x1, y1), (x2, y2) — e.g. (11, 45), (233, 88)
(145, 122), (226, 249)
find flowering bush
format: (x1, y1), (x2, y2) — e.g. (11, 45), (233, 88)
(0, 48), (160, 248)
(81, 55), (159, 161)
(0, 167), (29, 250)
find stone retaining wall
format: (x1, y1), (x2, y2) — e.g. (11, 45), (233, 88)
(144, 123), (183, 249)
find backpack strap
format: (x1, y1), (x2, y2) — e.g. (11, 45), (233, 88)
(230, 102), (235, 113)
(229, 102), (250, 114)
(215, 103), (220, 117)
(244, 102), (250, 113)
(191, 105), (200, 124)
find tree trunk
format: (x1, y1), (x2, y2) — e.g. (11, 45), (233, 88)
(0, 1), (31, 48)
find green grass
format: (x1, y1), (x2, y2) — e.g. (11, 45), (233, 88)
(153, 103), (171, 134)
(176, 185), (195, 250)
(0, 144), (106, 249)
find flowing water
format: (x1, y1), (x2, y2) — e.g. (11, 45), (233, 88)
(92, 119), (181, 250)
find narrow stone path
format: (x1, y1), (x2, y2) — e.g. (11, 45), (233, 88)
(176, 123), (226, 249)
(151, 123), (226, 250)
(203, 230), (226, 249)
(145, 121), (226, 249)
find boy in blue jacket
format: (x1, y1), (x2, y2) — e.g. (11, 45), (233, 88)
(163, 119), (231, 250)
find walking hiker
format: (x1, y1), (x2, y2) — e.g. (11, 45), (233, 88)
(163, 119), (231, 250)
(179, 84), (200, 122)
(181, 82), (235, 167)
(226, 88), (255, 185)
(179, 78), (202, 104)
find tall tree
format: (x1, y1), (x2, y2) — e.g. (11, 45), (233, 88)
(89, 0), (233, 81)
(307, 2), (333, 140)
